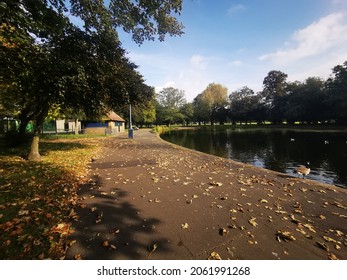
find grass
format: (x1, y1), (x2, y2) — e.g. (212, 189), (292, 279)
(0, 135), (101, 259)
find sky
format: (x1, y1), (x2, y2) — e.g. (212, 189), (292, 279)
(116, 0), (347, 101)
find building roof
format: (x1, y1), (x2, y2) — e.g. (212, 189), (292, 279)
(104, 111), (125, 122)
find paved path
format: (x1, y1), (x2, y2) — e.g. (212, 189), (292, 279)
(66, 129), (347, 260)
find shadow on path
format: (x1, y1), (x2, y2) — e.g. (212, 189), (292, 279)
(66, 175), (172, 260)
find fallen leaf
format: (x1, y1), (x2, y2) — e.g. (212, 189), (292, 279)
(276, 230), (296, 242)
(181, 223), (189, 229)
(219, 228), (228, 236)
(328, 253), (339, 260)
(208, 252), (222, 260)
(303, 223), (316, 233)
(210, 182), (223, 187)
(323, 236), (338, 243)
(248, 217), (258, 227)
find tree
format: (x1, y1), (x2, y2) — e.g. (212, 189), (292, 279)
(284, 78), (326, 124)
(179, 102), (194, 126)
(193, 93), (210, 125)
(156, 87), (186, 125)
(68, 0), (184, 44)
(325, 61), (347, 124)
(124, 92), (156, 127)
(195, 83), (228, 124)
(262, 70), (288, 123)
(229, 86), (261, 123)
(1, 0), (183, 160)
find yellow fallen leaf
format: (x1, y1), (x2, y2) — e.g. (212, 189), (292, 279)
(276, 230), (296, 242)
(303, 223), (316, 233)
(328, 253), (338, 260)
(208, 252), (222, 260)
(323, 236), (338, 243)
(181, 223), (189, 229)
(249, 217), (258, 227)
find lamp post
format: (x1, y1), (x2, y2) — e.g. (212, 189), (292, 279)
(128, 103), (133, 139)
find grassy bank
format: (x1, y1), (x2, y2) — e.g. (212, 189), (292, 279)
(152, 125), (174, 135)
(0, 136), (101, 259)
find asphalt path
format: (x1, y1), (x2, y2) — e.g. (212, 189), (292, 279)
(66, 129), (347, 260)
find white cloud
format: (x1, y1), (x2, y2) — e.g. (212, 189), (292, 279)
(259, 13), (347, 64)
(227, 4), (246, 16)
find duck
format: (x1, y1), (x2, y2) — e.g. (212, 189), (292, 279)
(290, 138), (295, 142)
(324, 140), (329, 144)
(294, 162), (310, 178)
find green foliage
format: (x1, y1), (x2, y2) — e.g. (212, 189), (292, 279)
(156, 87), (187, 125)
(1, 0), (181, 158)
(325, 61), (347, 124)
(190, 62), (347, 126)
(193, 83), (228, 124)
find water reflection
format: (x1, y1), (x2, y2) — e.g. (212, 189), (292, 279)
(161, 127), (347, 188)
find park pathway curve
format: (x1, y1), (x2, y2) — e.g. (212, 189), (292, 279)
(66, 129), (347, 260)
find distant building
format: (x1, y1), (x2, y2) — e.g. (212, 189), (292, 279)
(43, 119), (81, 134)
(84, 111), (125, 135)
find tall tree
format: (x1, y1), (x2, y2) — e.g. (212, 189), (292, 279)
(325, 61), (347, 124)
(285, 78), (326, 124)
(229, 86), (260, 123)
(156, 87), (186, 125)
(197, 83), (228, 124)
(1, 0), (183, 160)
(262, 70), (288, 123)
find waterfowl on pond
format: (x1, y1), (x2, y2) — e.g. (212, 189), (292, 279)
(294, 162), (310, 178)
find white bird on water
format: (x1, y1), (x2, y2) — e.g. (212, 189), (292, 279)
(294, 162), (311, 179)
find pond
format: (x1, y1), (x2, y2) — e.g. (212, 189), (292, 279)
(161, 127), (347, 189)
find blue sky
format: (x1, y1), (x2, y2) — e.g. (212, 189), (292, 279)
(117, 0), (347, 101)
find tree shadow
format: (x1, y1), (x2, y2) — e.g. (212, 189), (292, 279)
(66, 175), (172, 260)
(40, 141), (89, 154)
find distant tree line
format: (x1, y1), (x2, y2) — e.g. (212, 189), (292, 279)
(154, 61), (347, 126)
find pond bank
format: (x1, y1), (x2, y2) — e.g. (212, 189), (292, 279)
(161, 126), (347, 188)
(66, 129), (347, 260)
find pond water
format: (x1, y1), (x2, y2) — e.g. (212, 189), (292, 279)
(161, 127), (347, 189)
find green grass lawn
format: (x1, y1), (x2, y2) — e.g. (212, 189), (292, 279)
(0, 136), (101, 259)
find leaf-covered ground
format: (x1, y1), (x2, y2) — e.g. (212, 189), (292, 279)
(0, 136), (101, 259)
(65, 129), (347, 260)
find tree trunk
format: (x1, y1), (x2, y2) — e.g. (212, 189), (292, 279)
(18, 115), (31, 138)
(28, 131), (41, 161)
(74, 118), (79, 135)
(27, 106), (48, 161)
